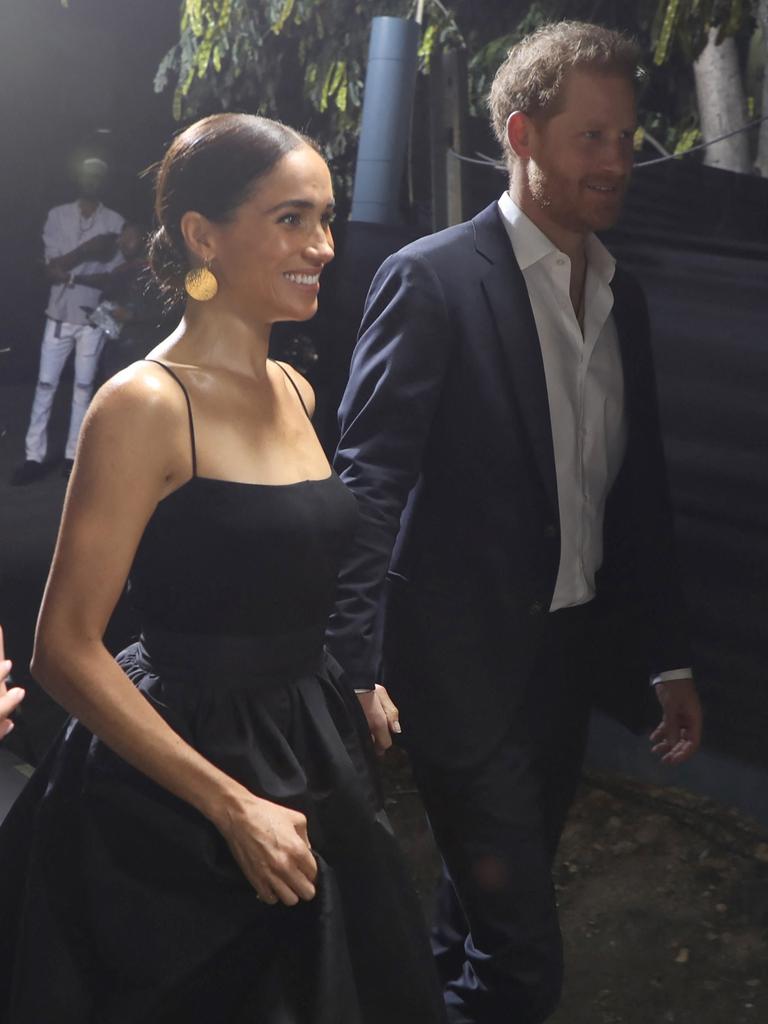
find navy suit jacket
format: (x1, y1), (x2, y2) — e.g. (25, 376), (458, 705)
(328, 202), (690, 768)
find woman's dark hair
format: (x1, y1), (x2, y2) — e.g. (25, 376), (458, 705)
(149, 113), (320, 301)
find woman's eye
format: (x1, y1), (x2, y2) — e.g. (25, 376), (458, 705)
(321, 213), (335, 228)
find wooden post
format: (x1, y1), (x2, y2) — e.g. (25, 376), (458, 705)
(429, 48), (468, 231)
(443, 48), (468, 227)
(429, 51), (448, 231)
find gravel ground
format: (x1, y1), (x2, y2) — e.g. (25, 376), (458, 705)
(382, 750), (768, 1024)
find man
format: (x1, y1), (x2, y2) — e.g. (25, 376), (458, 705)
(12, 157), (124, 484)
(328, 21), (703, 1024)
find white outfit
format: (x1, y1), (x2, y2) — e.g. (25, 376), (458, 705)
(25, 201), (124, 463)
(498, 193), (690, 684)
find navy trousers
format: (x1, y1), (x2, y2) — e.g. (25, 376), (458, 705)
(410, 603), (597, 1024)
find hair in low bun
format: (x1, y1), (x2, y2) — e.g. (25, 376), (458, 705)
(148, 113), (322, 306)
(148, 224), (186, 304)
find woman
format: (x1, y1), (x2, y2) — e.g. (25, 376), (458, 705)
(0, 114), (445, 1023)
(0, 626), (24, 740)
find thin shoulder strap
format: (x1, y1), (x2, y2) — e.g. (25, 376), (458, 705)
(144, 358), (197, 477)
(272, 360), (311, 420)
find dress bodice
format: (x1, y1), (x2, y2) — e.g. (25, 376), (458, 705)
(129, 472), (357, 635)
(127, 359), (357, 636)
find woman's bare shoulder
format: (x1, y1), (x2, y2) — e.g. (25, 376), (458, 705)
(90, 360), (188, 428)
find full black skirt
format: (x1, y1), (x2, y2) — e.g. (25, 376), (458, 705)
(0, 638), (445, 1024)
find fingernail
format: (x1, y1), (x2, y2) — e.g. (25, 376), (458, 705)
(392, 721), (402, 734)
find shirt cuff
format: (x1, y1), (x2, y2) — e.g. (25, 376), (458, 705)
(650, 668), (693, 686)
(353, 687), (375, 694)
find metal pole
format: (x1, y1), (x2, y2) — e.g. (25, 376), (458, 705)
(349, 16), (420, 224)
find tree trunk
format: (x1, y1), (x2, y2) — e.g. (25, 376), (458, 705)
(693, 28), (751, 174)
(756, 0), (768, 176)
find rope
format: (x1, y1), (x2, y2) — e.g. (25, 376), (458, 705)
(635, 112), (768, 167)
(448, 111), (768, 173)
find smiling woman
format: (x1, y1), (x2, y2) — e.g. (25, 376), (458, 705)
(0, 114), (446, 1024)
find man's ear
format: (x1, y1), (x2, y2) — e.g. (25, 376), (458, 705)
(506, 110), (534, 160)
(179, 210), (216, 265)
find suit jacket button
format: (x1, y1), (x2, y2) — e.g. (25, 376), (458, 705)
(529, 600), (545, 615)
(543, 524), (558, 538)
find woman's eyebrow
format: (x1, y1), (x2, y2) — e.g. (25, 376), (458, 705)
(264, 199), (336, 214)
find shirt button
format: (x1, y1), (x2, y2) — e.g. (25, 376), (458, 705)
(529, 600), (545, 615)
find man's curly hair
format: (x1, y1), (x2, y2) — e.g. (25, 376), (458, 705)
(488, 20), (643, 170)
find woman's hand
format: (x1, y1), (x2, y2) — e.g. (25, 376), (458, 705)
(0, 625), (25, 740)
(357, 684), (401, 755)
(215, 792), (318, 906)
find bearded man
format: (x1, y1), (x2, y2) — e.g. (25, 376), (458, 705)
(329, 20), (702, 1024)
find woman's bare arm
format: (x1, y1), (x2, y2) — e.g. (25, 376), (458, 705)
(32, 366), (316, 904)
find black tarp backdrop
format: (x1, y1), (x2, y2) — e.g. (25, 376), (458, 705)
(593, 159), (768, 768)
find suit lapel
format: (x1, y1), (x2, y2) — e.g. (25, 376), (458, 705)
(472, 203), (558, 512)
(609, 269), (640, 436)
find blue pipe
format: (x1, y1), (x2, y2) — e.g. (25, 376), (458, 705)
(350, 16), (420, 224)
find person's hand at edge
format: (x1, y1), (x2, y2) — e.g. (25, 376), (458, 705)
(0, 625), (25, 740)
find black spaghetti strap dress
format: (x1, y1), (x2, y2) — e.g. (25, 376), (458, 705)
(0, 361), (446, 1024)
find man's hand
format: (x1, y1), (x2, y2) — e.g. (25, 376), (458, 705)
(46, 262), (70, 284)
(650, 677), (702, 766)
(356, 684), (401, 755)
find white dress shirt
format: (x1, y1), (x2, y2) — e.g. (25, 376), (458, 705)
(497, 193), (690, 684)
(43, 201), (124, 325)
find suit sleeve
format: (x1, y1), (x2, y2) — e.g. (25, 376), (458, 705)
(327, 249), (455, 689)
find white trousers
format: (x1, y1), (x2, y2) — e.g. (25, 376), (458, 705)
(25, 318), (105, 462)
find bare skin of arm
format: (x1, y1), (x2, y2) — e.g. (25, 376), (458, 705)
(71, 270), (115, 291)
(0, 625), (25, 740)
(32, 365), (317, 906)
(46, 233), (119, 282)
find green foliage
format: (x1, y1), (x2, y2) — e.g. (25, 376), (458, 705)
(652, 0), (754, 65)
(154, 0), (463, 182)
(151, 0), (762, 192)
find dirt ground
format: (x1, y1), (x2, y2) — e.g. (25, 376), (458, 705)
(382, 751), (768, 1024)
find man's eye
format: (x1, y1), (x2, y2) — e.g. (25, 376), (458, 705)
(584, 130), (601, 140)
(279, 213), (301, 225)
(321, 213), (335, 227)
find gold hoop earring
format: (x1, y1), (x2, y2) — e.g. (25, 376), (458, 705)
(184, 260), (218, 302)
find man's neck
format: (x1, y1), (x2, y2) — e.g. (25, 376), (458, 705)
(78, 198), (100, 218)
(506, 184), (589, 319)
(507, 182), (587, 265)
